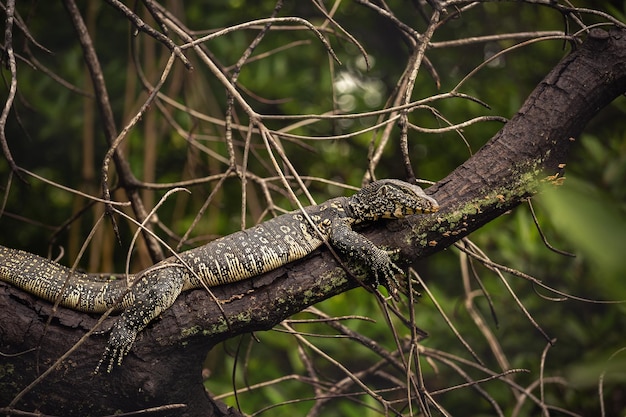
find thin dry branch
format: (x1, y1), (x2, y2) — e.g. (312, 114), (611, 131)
(62, 0), (165, 262)
(0, 2), (625, 417)
(0, 0), (21, 178)
(104, 0), (191, 68)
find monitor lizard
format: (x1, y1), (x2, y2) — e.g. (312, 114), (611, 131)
(0, 179), (438, 372)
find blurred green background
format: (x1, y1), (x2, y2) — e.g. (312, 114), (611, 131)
(0, 1), (624, 415)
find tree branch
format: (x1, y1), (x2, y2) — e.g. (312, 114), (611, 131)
(62, 0), (165, 263)
(1, 27), (625, 417)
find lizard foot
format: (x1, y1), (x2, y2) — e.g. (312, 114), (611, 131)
(368, 248), (405, 301)
(93, 322), (136, 374)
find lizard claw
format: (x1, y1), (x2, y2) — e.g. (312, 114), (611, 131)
(93, 322), (136, 374)
(94, 346), (118, 374)
(368, 248), (405, 301)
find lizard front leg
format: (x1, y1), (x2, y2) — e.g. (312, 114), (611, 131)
(328, 218), (403, 299)
(96, 264), (185, 373)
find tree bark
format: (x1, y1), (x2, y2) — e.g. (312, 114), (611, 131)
(1, 27), (625, 417)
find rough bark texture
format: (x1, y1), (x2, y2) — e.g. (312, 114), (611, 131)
(1, 28), (626, 417)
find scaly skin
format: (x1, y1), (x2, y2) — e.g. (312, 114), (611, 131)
(0, 179), (439, 372)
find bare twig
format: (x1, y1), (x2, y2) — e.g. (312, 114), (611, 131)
(0, 0), (22, 179)
(104, 0), (191, 68)
(62, 0), (165, 262)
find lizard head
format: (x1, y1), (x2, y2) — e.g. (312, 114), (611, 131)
(350, 179), (439, 222)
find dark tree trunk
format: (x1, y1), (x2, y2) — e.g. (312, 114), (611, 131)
(1, 28), (625, 417)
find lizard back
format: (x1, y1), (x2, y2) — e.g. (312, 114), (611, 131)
(177, 197), (348, 289)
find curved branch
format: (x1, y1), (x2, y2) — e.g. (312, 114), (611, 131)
(406, 28), (626, 257)
(1, 28), (625, 417)
(0, 0), (22, 179)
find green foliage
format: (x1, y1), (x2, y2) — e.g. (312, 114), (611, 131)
(0, 0), (624, 415)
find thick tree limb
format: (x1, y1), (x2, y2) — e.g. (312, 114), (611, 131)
(1, 28), (625, 417)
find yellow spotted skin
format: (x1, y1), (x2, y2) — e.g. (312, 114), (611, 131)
(0, 179), (438, 372)
(0, 247), (134, 313)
